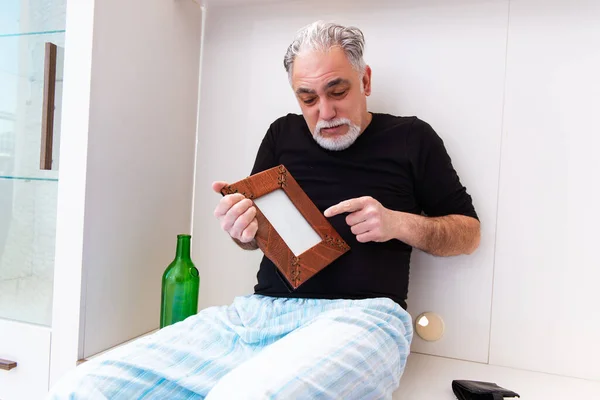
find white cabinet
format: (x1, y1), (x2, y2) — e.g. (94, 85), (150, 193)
(1, 0), (66, 396)
(1, 0), (203, 397)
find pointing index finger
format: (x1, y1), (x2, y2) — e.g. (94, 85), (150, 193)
(324, 198), (367, 217)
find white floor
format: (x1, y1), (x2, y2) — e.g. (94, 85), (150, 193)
(393, 353), (600, 399)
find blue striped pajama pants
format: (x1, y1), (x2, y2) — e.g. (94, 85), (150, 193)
(47, 294), (413, 400)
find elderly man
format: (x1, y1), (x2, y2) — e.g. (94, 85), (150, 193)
(47, 21), (479, 400)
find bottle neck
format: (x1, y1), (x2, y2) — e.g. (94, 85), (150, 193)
(175, 235), (191, 260)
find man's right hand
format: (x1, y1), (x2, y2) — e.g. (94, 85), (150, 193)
(212, 181), (259, 245)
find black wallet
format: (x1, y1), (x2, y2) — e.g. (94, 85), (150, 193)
(452, 380), (520, 400)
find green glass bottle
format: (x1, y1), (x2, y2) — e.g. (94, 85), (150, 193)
(160, 234), (199, 328)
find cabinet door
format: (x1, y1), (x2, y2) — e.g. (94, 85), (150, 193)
(0, 319), (52, 400)
(489, 0), (600, 381)
(0, 3), (64, 326)
(0, 2), (64, 394)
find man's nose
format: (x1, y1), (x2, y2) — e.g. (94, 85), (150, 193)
(319, 98), (336, 121)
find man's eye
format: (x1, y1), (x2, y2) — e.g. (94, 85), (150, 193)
(303, 98), (317, 105)
(331, 91), (347, 97)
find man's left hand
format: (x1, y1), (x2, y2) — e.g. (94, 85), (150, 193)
(324, 196), (398, 243)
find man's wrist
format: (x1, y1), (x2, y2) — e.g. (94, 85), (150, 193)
(391, 210), (427, 246)
(391, 210), (409, 243)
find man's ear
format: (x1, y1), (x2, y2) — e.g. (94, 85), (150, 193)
(362, 65), (372, 96)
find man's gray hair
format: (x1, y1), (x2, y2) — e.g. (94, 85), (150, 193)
(283, 21), (367, 83)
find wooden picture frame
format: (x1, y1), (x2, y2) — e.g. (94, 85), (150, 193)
(221, 165), (350, 289)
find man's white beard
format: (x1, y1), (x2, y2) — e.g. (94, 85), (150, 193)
(313, 118), (361, 151)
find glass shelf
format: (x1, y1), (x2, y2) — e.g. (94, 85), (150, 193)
(0, 175), (58, 182)
(0, 29), (66, 38)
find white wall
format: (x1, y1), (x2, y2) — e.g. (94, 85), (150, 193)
(193, 0), (600, 382)
(490, 0), (600, 381)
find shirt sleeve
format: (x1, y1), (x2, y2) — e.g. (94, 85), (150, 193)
(408, 119), (479, 220)
(250, 120), (279, 175)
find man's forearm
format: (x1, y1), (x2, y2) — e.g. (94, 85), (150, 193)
(233, 237), (259, 251)
(394, 212), (480, 257)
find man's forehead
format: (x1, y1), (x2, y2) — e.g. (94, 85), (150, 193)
(291, 47), (355, 89)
